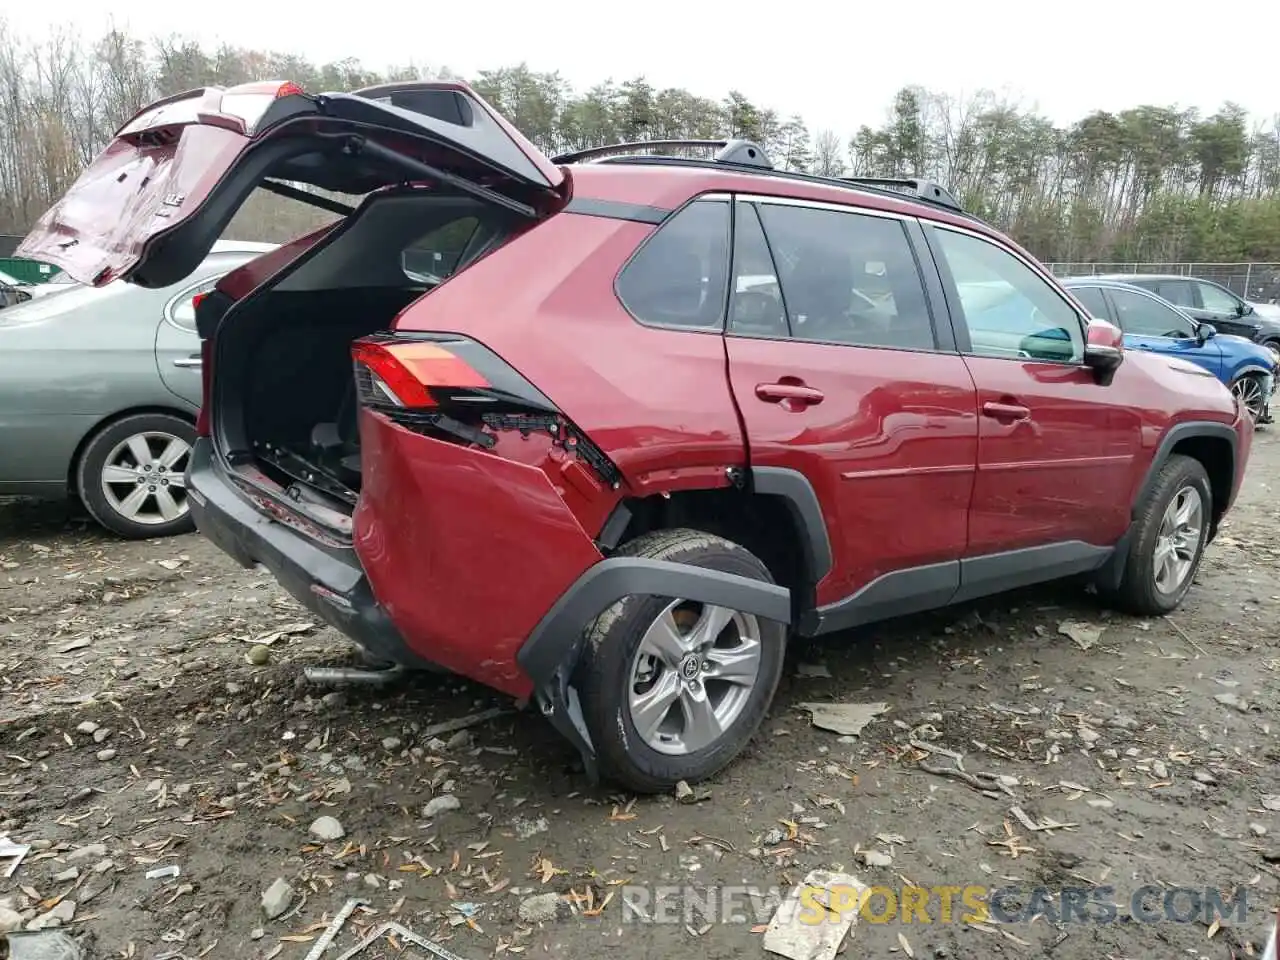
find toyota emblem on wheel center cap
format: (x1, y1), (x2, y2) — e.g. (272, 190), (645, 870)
(680, 656), (702, 680)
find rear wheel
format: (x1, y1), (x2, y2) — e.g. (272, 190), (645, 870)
(575, 529), (787, 793)
(1230, 372), (1269, 423)
(1104, 454), (1211, 616)
(76, 413), (196, 539)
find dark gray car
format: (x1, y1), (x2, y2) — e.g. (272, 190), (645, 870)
(0, 240), (276, 538)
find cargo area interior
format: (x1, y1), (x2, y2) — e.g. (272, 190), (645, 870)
(211, 189), (520, 520)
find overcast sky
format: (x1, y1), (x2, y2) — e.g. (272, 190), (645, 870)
(6, 0), (1279, 134)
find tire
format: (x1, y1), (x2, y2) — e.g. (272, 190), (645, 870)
(1104, 454), (1212, 616)
(1230, 372), (1269, 425)
(76, 412), (197, 539)
(574, 529), (787, 793)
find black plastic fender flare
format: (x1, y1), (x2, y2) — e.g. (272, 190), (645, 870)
(516, 556), (792, 783)
(1095, 419), (1239, 592)
(1132, 420), (1237, 520)
(750, 466), (833, 583)
(517, 556), (792, 687)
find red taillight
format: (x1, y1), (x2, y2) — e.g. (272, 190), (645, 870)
(195, 339), (214, 437)
(352, 338), (490, 409)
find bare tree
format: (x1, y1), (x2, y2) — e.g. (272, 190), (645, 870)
(810, 129), (845, 177)
(2, 26), (1280, 264)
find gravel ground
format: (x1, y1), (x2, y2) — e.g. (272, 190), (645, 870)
(2, 434), (1279, 960)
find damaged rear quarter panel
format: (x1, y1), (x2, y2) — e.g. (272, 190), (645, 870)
(393, 211), (747, 515)
(353, 409), (603, 697)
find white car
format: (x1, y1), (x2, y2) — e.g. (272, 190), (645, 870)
(1250, 300), (1280, 322)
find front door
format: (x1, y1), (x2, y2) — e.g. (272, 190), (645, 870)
(1187, 279), (1260, 339)
(723, 196), (978, 625)
(924, 224), (1141, 564)
(1103, 284), (1222, 378)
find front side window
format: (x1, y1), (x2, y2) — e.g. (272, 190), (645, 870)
(1108, 288), (1197, 339)
(616, 199), (731, 330)
(753, 202), (935, 350)
(1194, 280), (1241, 316)
(934, 228), (1084, 363)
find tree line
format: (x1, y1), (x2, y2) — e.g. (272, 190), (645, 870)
(2, 22), (1278, 263)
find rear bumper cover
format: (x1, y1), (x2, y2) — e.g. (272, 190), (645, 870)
(189, 430), (794, 781)
(186, 439), (429, 668)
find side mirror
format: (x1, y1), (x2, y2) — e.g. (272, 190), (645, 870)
(1084, 319), (1124, 385)
(1238, 302), (1253, 317)
(1196, 322), (1217, 343)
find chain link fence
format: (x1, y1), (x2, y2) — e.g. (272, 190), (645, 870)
(1045, 262), (1280, 304)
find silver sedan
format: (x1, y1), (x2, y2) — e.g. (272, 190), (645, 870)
(0, 240), (275, 538)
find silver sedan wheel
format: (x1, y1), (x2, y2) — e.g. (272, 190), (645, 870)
(99, 431), (191, 526)
(625, 600), (763, 756)
(1232, 376), (1266, 420)
(1153, 485), (1204, 594)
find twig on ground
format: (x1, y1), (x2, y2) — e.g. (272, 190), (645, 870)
(1165, 617), (1208, 657)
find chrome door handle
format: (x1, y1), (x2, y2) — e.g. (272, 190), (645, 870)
(172, 356), (202, 369)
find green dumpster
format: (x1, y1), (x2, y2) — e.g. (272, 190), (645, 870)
(0, 258), (61, 284)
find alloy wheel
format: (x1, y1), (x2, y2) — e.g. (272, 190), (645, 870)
(99, 431), (192, 526)
(625, 600), (763, 755)
(1232, 376), (1266, 421)
(1152, 484), (1204, 594)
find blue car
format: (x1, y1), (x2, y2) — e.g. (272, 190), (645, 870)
(1062, 277), (1276, 424)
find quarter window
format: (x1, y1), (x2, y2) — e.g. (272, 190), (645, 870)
(1069, 285), (1112, 321)
(616, 199), (731, 330)
(166, 274), (227, 333)
(934, 228), (1084, 363)
(750, 202), (936, 350)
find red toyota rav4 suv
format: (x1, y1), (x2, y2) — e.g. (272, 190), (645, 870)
(21, 81), (1252, 792)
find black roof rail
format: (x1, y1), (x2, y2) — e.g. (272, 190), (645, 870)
(552, 139), (773, 170)
(552, 148), (975, 219)
(840, 177), (964, 214)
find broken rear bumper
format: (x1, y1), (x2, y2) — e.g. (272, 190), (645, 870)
(186, 439), (432, 669)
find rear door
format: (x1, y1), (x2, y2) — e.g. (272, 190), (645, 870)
(154, 256), (259, 403)
(723, 195), (978, 623)
(924, 223), (1140, 558)
(18, 80), (562, 290)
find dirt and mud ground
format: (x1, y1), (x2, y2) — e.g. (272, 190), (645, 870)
(3, 435), (1280, 960)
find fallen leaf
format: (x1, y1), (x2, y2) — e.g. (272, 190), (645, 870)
(798, 702), (889, 736)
